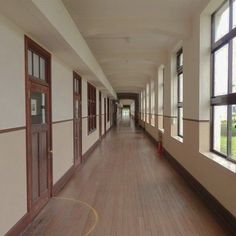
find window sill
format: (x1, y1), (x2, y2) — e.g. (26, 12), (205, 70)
(158, 128), (164, 134)
(172, 135), (183, 143)
(200, 151), (236, 173)
(88, 129), (96, 135)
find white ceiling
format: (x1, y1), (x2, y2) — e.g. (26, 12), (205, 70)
(63, 0), (208, 93)
(120, 99), (135, 106)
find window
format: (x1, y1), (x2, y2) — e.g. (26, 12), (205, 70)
(140, 92), (143, 120)
(107, 98), (110, 122)
(146, 83), (150, 124)
(158, 66), (164, 130)
(211, 1), (236, 161)
(143, 90), (146, 122)
(151, 79), (155, 126)
(177, 48), (183, 137)
(87, 83), (96, 133)
(28, 50), (46, 82)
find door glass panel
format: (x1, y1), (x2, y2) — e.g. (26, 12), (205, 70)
(214, 44), (228, 96)
(213, 105), (228, 155)
(33, 53), (39, 78)
(28, 50), (33, 76)
(31, 92), (46, 124)
(230, 105), (236, 160)
(40, 57), (46, 81)
(75, 100), (79, 119)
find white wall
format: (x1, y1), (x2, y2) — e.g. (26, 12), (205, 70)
(52, 57), (74, 183)
(0, 14), (25, 129)
(0, 13), (114, 235)
(0, 14), (27, 236)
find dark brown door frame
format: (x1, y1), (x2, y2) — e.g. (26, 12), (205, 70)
(73, 72), (82, 166)
(104, 98), (106, 135)
(25, 36), (52, 218)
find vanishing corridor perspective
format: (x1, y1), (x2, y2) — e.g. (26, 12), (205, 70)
(0, 0), (236, 235)
(22, 119), (229, 236)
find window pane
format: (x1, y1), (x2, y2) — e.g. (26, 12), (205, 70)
(230, 105), (236, 159)
(178, 107), (183, 137)
(31, 92), (46, 124)
(178, 73), (183, 103)
(214, 44), (228, 96)
(214, 1), (229, 42)
(33, 53), (39, 78)
(28, 50), (32, 76)
(179, 52), (183, 67)
(233, 0), (236, 29)
(39, 57), (46, 81)
(232, 38), (236, 93)
(213, 106), (227, 155)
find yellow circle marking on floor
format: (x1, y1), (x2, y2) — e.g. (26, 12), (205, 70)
(53, 197), (98, 236)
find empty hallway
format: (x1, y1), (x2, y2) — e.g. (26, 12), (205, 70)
(23, 119), (229, 236)
(1, 0), (236, 235)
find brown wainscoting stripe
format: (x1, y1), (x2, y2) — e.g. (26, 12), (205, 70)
(52, 165), (75, 196)
(5, 213), (30, 236)
(53, 119), (73, 124)
(0, 126), (26, 134)
(183, 118), (210, 122)
(163, 115), (177, 118)
(163, 149), (236, 235)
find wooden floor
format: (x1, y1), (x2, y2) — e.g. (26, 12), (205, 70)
(23, 118), (231, 236)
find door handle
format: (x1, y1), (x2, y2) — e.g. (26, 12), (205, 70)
(48, 150), (53, 154)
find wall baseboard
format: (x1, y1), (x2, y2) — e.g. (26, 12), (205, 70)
(163, 149), (236, 235)
(5, 213), (30, 236)
(52, 165), (75, 196)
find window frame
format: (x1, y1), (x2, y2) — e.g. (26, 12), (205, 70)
(211, 0), (236, 162)
(87, 82), (97, 134)
(176, 48), (184, 138)
(107, 98), (110, 122)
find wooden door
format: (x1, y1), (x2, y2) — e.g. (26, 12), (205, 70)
(104, 98), (106, 134)
(25, 36), (52, 217)
(73, 72), (82, 166)
(99, 92), (102, 138)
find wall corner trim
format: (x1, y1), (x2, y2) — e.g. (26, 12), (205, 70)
(52, 165), (75, 196)
(5, 213), (30, 236)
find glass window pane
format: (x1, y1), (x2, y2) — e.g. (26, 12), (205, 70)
(214, 44), (228, 96)
(213, 106), (228, 155)
(214, 1), (229, 42)
(232, 38), (236, 93)
(31, 92), (46, 124)
(179, 52), (183, 67)
(230, 105), (236, 159)
(233, 0), (236, 29)
(28, 50), (32, 76)
(178, 107), (183, 137)
(39, 57), (46, 81)
(33, 53), (39, 78)
(178, 73), (183, 103)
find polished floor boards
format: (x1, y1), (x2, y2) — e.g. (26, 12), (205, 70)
(23, 118), (230, 236)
